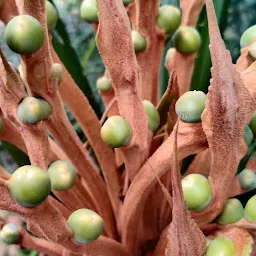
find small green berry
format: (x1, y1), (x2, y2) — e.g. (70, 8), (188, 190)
(156, 5), (182, 34)
(249, 111), (256, 135)
(9, 165), (51, 208)
(206, 237), (236, 256)
(123, 0), (134, 6)
(0, 117), (3, 134)
(48, 160), (76, 191)
(0, 223), (20, 245)
(244, 125), (253, 146)
(175, 91), (207, 123)
(51, 63), (63, 84)
(245, 195), (256, 222)
(96, 77), (112, 92)
(239, 169), (256, 190)
(80, 0), (98, 23)
(38, 98), (52, 120)
(216, 198), (244, 225)
(142, 100), (160, 132)
(131, 31), (147, 53)
(240, 25), (256, 48)
(46, 1), (58, 32)
(249, 42), (256, 60)
(181, 174), (212, 211)
(101, 116), (132, 148)
(67, 209), (104, 244)
(172, 26), (201, 54)
(5, 15), (45, 55)
(165, 47), (176, 66)
(18, 97), (43, 125)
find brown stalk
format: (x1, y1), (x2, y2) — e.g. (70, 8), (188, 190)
(236, 46), (254, 72)
(120, 122), (207, 254)
(96, 0), (150, 180)
(192, 0), (256, 226)
(136, 0), (165, 105)
(126, 2), (136, 29)
(0, 165), (11, 180)
(0, 0), (18, 23)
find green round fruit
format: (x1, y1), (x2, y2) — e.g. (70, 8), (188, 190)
(249, 42), (256, 60)
(9, 165), (51, 208)
(245, 195), (256, 222)
(172, 26), (201, 54)
(175, 90), (207, 123)
(96, 77), (112, 92)
(216, 198), (244, 225)
(249, 111), (256, 135)
(5, 15), (45, 55)
(123, 0), (134, 6)
(46, 1), (58, 32)
(165, 47), (176, 66)
(67, 209), (104, 244)
(239, 169), (256, 190)
(101, 116), (132, 148)
(182, 174), (212, 211)
(18, 97), (43, 124)
(38, 98), (52, 120)
(244, 125), (253, 146)
(0, 223), (20, 245)
(240, 25), (256, 48)
(0, 117), (3, 134)
(80, 0), (98, 23)
(48, 160), (76, 191)
(142, 100), (160, 132)
(206, 237), (236, 256)
(131, 31), (147, 53)
(51, 63), (63, 84)
(156, 5), (181, 34)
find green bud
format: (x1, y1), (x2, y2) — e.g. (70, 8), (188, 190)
(240, 25), (256, 48)
(51, 63), (63, 84)
(206, 237), (236, 256)
(244, 125), (253, 146)
(46, 1), (58, 32)
(38, 98), (52, 120)
(239, 169), (256, 190)
(244, 195), (256, 222)
(96, 77), (112, 92)
(142, 100), (160, 132)
(131, 31), (147, 53)
(80, 0), (98, 23)
(0, 223), (20, 245)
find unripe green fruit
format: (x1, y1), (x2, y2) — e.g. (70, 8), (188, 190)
(206, 237), (236, 256)
(244, 195), (256, 222)
(51, 63), (63, 84)
(0, 223), (20, 245)
(131, 31), (147, 53)
(181, 174), (212, 211)
(165, 47), (176, 66)
(96, 77), (112, 92)
(123, 0), (134, 6)
(0, 117), (3, 134)
(249, 42), (256, 60)
(172, 26), (201, 54)
(37, 98), (52, 120)
(48, 160), (76, 191)
(9, 165), (51, 207)
(101, 116), (132, 148)
(18, 97), (43, 124)
(239, 169), (256, 190)
(46, 1), (58, 32)
(249, 111), (256, 135)
(8, 62), (20, 74)
(5, 15), (45, 55)
(244, 125), (253, 146)
(142, 100), (160, 132)
(216, 198), (244, 225)
(240, 25), (256, 48)
(80, 0), (98, 23)
(175, 90), (207, 123)
(67, 209), (104, 244)
(156, 5), (181, 34)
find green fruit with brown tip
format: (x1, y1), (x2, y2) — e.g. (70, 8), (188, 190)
(156, 5), (182, 34)
(101, 116), (132, 148)
(48, 160), (76, 191)
(67, 209), (104, 244)
(9, 165), (51, 208)
(96, 77), (112, 92)
(123, 0), (134, 6)
(175, 90), (207, 123)
(0, 117), (3, 134)
(239, 169), (256, 190)
(51, 63), (63, 84)
(131, 31), (147, 53)
(240, 25), (256, 48)
(5, 15), (44, 55)
(46, 1), (58, 32)
(172, 26), (201, 54)
(80, 0), (98, 23)
(0, 223), (20, 245)
(206, 237), (236, 256)
(216, 198), (244, 225)
(142, 100), (160, 132)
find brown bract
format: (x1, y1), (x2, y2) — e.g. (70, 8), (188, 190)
(236, 46), (254, 72)
(96, 0), (149, 180)
(192, 0), (256, 225)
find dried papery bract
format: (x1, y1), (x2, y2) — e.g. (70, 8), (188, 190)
(192, 0), (255, 225)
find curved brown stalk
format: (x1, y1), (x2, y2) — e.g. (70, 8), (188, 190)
(97, 0), (150, 181)
(236, 46), (254, 72)
(120, 122), (207, 254)
(136, 0), (165, 105)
